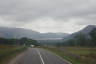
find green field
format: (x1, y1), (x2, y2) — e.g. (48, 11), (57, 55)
(0, 45), (27, 64)
(43, 47), (96, 64)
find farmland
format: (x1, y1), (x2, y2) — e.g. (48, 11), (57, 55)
(0, 45), (27, 64)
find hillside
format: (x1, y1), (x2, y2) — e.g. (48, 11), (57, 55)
(63, 25), (96, 47)
(64, 25), (96, 40)
(0, 27), (69, 39)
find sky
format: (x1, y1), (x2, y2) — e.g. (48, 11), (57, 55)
(0, 0), (96, 33)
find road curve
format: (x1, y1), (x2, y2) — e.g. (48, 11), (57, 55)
(9, 48), (71, 64)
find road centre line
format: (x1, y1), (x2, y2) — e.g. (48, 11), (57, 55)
(36, 49), (45, 64)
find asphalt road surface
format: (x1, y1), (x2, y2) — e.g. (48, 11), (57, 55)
(9, 48), (71, 64)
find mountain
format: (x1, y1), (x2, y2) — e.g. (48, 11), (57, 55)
(0, 27), (40, 39)
(0, 27), (69, 39)
(79, 25), (96, 34)
(64, 25), (96, 40)
(39, 33), (69, 39)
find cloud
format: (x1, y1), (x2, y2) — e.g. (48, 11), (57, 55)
(0, 0), (96, 33)
(21, 18), (85, 33)
(0, 0), (95, 21)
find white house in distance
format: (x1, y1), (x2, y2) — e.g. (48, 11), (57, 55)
(30, 45), (35, 47)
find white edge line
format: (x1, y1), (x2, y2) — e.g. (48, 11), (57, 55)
(54, 53), (72, 64)
(36, 49), (45, 64)
(49, 50), (72, 64)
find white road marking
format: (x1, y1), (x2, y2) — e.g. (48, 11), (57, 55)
(37, 49), (45, 64)
(46, 50), (72, 64)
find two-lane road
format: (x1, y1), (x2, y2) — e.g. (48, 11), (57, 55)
(9, 48), (71, 64)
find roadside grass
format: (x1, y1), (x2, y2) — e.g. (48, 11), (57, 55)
(43, 46), (96, 64)
(0, 45), (27, 64)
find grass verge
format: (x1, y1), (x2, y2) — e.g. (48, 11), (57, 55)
(0, 45), (27, 64)
(42, 46), (96, 64)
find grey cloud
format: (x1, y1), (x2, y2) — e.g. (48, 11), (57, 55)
(0, 0), (96, 23)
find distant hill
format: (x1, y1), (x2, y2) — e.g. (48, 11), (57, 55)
(39, 33), (69, 39)
(78, 25), (96, 34)
(64, 25), (96, 40)
(62, 25), (96, 47)
(0, 27), (69, 39)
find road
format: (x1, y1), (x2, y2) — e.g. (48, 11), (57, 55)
(9, 48), (71, 64)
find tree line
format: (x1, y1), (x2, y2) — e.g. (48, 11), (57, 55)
(0, 37), (39, 46)
(60, 28), (96, 47)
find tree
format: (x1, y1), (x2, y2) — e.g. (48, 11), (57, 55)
(74, 33), (88, 46)
(90, 28), (96, 46)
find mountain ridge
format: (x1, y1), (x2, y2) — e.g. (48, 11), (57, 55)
(0, 27), (69, 39)
(63, 25), (96, 40)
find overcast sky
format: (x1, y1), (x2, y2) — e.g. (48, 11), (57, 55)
(0, 0), (96, 33)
